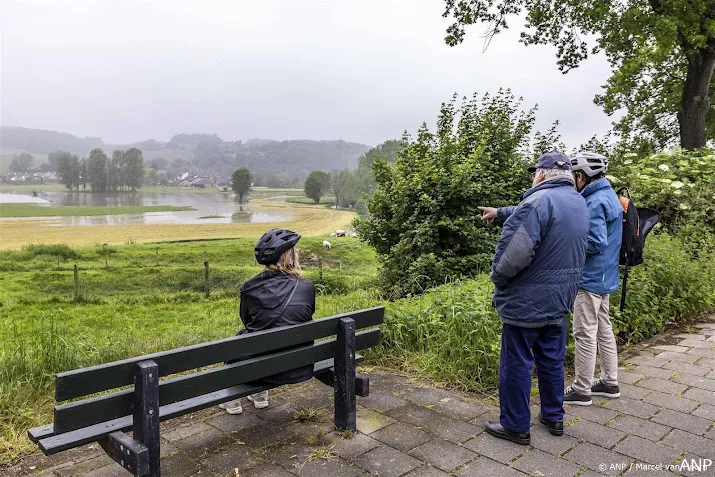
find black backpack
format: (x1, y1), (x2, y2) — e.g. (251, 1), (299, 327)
(616, 187), (660, 311)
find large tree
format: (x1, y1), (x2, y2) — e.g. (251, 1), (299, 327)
(329, 170), (350, 210)
(57, 153), (80, 191)
(87, 148), (109, 192)
(443, 0), (715, 150)
(124, 148), (145, 191)
(231, 167), (253, 203)
(304, 170), (330, 204)
(9, 152), (34, 173)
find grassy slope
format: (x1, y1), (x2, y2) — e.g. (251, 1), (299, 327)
(0, 237), (379, 462)
(0, 204), (193, 218)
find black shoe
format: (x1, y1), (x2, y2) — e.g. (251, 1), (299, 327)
(591, 379), (620, 398)
(538, 414), (564, 436)
(563, 386), (592, 406)
(484, 421), (531, 446)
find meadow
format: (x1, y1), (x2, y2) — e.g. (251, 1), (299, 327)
(0, 204), (194, 218)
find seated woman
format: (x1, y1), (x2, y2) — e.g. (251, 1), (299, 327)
(221, 228), (316, 415)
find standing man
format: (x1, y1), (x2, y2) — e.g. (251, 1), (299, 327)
(564, 152), (623, 406)
(479, 151), (588, 445)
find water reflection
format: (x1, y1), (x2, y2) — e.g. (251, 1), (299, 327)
(0, 191), (293, 226)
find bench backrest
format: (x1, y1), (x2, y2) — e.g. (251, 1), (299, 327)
(52, 307), (384, 435)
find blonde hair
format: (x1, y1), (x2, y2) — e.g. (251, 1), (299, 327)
(266, 247), (301, 277)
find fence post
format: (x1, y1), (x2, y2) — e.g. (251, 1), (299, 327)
(155, 249), (159, 266)
(204, 251), (210, 298)
(104, 246), (109, 270)
(73, 264), (79, 302)
(57, 255), (60, 270)
(318, 258), (324, 281)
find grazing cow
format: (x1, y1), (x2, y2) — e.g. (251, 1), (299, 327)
(322, 240), (332, 250)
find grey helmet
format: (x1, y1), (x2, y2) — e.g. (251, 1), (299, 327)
(570, 151), (608, 177)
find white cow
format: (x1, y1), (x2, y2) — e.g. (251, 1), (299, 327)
(322, 240), (332, 250)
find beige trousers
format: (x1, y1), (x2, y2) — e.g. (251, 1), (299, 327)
(572, 290), (619, 395)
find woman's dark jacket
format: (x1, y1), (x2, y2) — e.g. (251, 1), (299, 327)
(239, 269), (316, 385)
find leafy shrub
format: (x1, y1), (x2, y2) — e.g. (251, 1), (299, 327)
(608, 150), (715, 232)
(22, 244), (80, 260)
(355, 90), (563, 296)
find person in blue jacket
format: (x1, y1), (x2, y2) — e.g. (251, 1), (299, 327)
(479, 151), (589, 445)
(563, 152), (623, 406)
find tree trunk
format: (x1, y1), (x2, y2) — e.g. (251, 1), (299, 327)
(678, 48), (715, 150)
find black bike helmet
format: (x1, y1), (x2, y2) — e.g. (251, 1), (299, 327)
(254, 228), (301, 265)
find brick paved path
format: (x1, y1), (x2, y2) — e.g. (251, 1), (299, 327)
(5, 322), (715, 476)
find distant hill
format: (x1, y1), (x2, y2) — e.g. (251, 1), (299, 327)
(0, 127), (372, 183)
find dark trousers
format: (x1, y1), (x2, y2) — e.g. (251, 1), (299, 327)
(499, 321), (566, 433)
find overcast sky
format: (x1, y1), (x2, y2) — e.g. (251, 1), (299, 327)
(1, 0), (616, 148)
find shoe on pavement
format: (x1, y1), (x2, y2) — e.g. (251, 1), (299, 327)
(225, 400), (243, 415)
(591, 379), (620, 398)
(247, 393), (269, 409)
(564, 385), (592, 406)
(484, 421), (531, 446)
(538, 413), (564, 436)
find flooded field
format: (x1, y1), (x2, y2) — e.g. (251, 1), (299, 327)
(0, 190), (293, 225)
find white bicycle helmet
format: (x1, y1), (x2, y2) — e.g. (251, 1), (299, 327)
(570, 151), (608, 177)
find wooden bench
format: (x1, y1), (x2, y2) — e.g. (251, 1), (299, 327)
(28, 306), (384, 477)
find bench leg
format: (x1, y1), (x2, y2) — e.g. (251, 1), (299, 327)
(134, 360), (161, 477)
(335, 318), (356, 431)
(99, 432), (149, 476)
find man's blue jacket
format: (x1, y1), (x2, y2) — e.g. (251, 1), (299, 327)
(492, 177), (589, 327)
(578, 177), (623, 295)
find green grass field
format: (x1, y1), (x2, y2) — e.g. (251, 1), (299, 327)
(0, 237), (379, 463)
(286, 195), (336, 206)
(0, 204), (194, 218)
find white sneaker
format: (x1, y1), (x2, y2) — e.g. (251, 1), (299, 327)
(247, 393), (269, 409)
(224, 400), (243, 415)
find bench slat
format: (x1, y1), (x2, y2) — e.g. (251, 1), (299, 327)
(56, 306), (384, 401)
(53, 330), (379, 434)
(38, 356), (358, 455)
(28, 424), (54, 444)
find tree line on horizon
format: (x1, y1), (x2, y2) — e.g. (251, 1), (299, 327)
(56, 148), (145, 192)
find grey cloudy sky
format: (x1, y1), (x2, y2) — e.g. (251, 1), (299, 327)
(1, 0), (616, 148)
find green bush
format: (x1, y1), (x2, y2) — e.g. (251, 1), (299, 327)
(21, 244), (80, 260)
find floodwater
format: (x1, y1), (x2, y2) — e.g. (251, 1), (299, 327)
(0, 191), (293, 226)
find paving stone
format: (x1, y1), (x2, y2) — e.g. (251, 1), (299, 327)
(470, 408), (500, 426)
(385, 403), (444, 427)
(563, 442), (630, 476)
(673, 373), (715, 392)
(673, 454), (715, 477)
(402, 387), (453, 406)
(462, 433), (527, 464)
(563, 404), (618, 425)
(683, 386), (715, 405)
(432, 397), (490, 421)
(607, 415), (670, 441)
(603, 396), (659, 419)
(405, 465), (452, 477)
(675, 333), (707, 340)
(325, 432), (380, 459)
(424, 416), (482, 444)
(619, 383), (651, 400)
(642, 391), (700, 413)
(635, 377), (688, 396)
(633, 365), (678, 380)
(160, 453), (207, 477)
(162, 421), (213, 442)
(371, 422), (432, 452)
(408, 439), (477, 472)
(297, 456), (364, 477)
(369, 374), (420, 396)
(687, 348), (715, 359)
(173, 427), (236, 458)
(660, 429), (715, 459)
(662, 360), (711, 377)
(54, 456), (113, 477)
(625, 355), (670, 368)
(692, 403), (715, 421)
(678, 339), (715, 349)
(618, 371), (646, 384)
(259, 402), (297, 425)
(455, 456), (528, 477)
(564, 418), (626, 448)
(654, 351), (702, 364)
(201, 443), (266, 474)
(706, 371), (715, 379)
(651, 408), (713, 435)
(353, 445), (422, 476)
(80, 463), (131, 477)
(614, 435), (682, 466)
(159, 439), (179, 457)
(356, 407), (397, 434)
(528, 422), (579, 456)
(622, 465), (679, 476)
(240, 463), (294, 477)
(357, 391), (407, 412)
(707, 426), (715, 440)
(284, 419), (335, 445)
(207, 412), (264, 433)
(652, 345), (690, 353)
(512, 448), (582, 477)
(235, 421), (294, 449)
